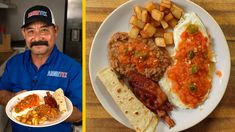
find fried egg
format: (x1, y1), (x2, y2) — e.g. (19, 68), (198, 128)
(12, 95), (44, 118)
(159, 12), (214, 109)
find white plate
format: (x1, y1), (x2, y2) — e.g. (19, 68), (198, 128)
(89, 0), (231, 131)
(5, 90), (73, 127)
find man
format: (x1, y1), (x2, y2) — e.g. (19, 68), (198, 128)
(0, 5), (82, 132)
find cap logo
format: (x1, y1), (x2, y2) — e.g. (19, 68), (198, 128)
(28, 10), (47, 18)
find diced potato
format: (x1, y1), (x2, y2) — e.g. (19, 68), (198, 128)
(142, 23), (157, 37)
(140, 30), (149, 38)
(21, 118), (27, 123)
(130, 15), (145, 29)
(168, 18), (178, 28)
(160, 2), (171, 9)
(141, 9), (148, 23)
(150, 18), (161, 27)
(26, 121), (32, 125)
(155, 37), (166, 47)
(145, 2), (158, 12)
(128, 26), (140, 38)
(16, 116), (21, 121)
(162, 0), (171, 5)
(164, 32), (174, 45)
(134, 6), (142, 20)
(32, 117), (39, 125)
(159, 5), (166, 11)
(151, 9), (164, 21)
(160, 20), (169, 29)
(164, 13), (174, 21)
(154, 28), (165, 37)
(170, 4), (183, 19)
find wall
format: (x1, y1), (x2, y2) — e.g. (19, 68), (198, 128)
(5, 0), (66, 51)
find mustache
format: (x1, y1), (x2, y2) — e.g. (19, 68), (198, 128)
(30, 41), (49, 48)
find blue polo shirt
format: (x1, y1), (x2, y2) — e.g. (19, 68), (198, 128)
(0, 46), (82, 132)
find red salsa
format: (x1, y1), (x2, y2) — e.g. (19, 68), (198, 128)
(167, 25), (212, 108)
(14, 94), (40, 113)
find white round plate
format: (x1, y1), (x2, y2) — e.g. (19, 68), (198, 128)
(89, 0), (231, 131)
(5, 90), (73, 127)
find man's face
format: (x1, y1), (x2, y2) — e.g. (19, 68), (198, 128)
(21, 21), (58, 56)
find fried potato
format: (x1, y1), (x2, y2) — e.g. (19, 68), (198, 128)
(160, 2), (171, 9)
(164, 32), (174, 45)
(151, 9), (164, 21)
(170, 4), (183, 19)
(141, 9), (148, 23)
(129, 26), (140, 38)
(142, 23), (157, 38)
(164, 13), (174, 22)
(160, 20), (169, 29)
(134, 6), (142, 20)
(150, 18), (161, 27)
(128, 0), (184, 47)
(161, 0), (171, 5)
(154, 28), (165, 37)
(140, 30), (150, 38)
(145, 2), (158, 12)
(130, 15), (145, 29)
(159, 5), (166, 12)
(155, 37), (166, 47)
(168, 18), (178, 28)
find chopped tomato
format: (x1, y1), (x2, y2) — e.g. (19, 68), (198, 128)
(167, 31), (212, 108)
(14, 94), (40, 113)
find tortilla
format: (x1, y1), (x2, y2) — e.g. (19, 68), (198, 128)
(97, 67), (158, 132)
(53, 88), (67, 112)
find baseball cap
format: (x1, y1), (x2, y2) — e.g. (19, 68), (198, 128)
(22, 5), (56, 28)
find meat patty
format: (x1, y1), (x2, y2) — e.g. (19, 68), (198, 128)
(108, 32), (171, 82)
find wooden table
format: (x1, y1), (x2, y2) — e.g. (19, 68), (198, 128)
(86, 0), (235, 131)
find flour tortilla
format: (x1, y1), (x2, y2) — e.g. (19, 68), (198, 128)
(53, 88), (67, 112)
(97, 67), (158, 132)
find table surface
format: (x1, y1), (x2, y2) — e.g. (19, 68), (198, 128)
(86, 0), (235, 131)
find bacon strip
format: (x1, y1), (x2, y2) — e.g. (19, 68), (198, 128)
(126, 71), (175, 128)
(44, 92), (58, 108)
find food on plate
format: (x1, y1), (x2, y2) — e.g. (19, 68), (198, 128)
(15, 104), (60, 125)
(129, 0), (184, 47)
(127, 71), (175, 127)
(35, 104), (61, 121)
(12, 88), (68, 126)
(97, 67), (158, 132)
(13, 94), (40, 113)
(52, 88), (68, 112)
(97, 0), (216, 130)
(15, 109), (47, 125)
(159, 12), (215, 109)
(108, 32), (171, 82)
(44, 92), (58, 108)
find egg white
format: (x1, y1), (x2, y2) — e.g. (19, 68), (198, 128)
(12, 107), (33, 118)
(12, 95), (45, 118)
(159, 12), (214, 109)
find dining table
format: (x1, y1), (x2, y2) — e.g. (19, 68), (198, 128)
(86, 0), (235, 131)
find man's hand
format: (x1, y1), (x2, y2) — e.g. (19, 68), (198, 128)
(0, 90), (16, 106)
(0, 90), (27, 106)
(15, 90), (27, 96)
(65, 106), (82, 123)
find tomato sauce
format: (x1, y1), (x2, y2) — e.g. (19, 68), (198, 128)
(167, 29), (212, 108)
(14, 94), (40, 113)
(216, 70), (222, 78)
(117, 39), (159, 73)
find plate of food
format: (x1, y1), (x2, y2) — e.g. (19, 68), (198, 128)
(5, 88), (73, 127)
(89, 0), (230, 131)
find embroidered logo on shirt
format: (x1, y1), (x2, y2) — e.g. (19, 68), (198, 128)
(47, 71), (68, 78)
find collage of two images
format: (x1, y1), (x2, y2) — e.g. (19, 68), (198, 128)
(0, 0), (234, 132)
